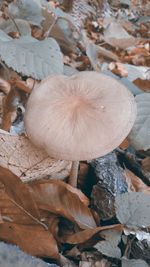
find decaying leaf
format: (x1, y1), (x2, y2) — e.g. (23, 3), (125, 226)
(128, 93), (150, 151)
(115, 192), (150, 227)
(0, 130), (71, 182)
(30, 180), (96, 229)
(94, 229), (121, 258)
(0, 31), (64, 79)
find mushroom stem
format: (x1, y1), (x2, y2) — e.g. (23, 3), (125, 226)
(69, 161), (79, 187)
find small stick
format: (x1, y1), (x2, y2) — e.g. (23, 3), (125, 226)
(69, 160), (79, 187)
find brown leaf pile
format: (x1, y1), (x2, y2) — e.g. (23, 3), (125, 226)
(0, 0), (150, 266)
(0, 166), (99, 260)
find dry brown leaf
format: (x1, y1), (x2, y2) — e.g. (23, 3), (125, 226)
(10, 79), (32, 94)
(134, 79), (150, 92)
(124, 168), (150, 194)
(0, 222), (59, 258)
(0, 130), (71, 182)
(65, 182), (89, 206)
(0, 167), (40, 221)
(30, 180), (96, 229)
(61, 224), (122, 244)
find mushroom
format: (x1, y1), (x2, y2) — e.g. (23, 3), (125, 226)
(24, 71), (136, 187)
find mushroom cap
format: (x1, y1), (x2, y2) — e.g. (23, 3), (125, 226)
(24, 71), (136, 161)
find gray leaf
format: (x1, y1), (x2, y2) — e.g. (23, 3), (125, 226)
(128, 93), (150, 150)
(0, 34), (63, 79)
(122, 258), (149, 267)
(0, 30), (12, 42)
(94, 229), (122, 258)
(115, 192), (150, 227)
(0, 18), (31, 36)
(8, 0), (44, 26)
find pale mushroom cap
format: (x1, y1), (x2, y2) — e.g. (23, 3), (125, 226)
(24, 71), (136, 161)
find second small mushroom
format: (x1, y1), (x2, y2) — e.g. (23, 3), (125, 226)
(25, 71), (136, 187)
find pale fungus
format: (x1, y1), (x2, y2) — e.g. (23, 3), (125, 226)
(25, 71), (137, 187)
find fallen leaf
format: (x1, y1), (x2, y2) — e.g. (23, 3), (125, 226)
(128, 93), (150, 151)
(0, 130), (71, 182)
(0, 167), (40, 220)
(134, 79), (150, 92)
(0, 18), (31, 36)
(0, 31), (64, 80)
(30, 180), (96, 229)
(8, 0), (44, 26)
(86, 43), (119, 71)
(94, 229), (122, 258)
(109, 62), (128, 77)
(119, 138), (129, 149)
(122, 258), (149, 267)
(124, 168), (150, 194)
(115, 192), (150, 227)
(1, 87), (20, 131)
(121, 64), (150, 81)
(0, 78), (11, 95)
(0, 222), (59, 258)
(103, 22), (137, 49)
(61, 224), (122, 244)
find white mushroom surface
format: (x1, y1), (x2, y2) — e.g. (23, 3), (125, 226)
(25, 71), (136, 161)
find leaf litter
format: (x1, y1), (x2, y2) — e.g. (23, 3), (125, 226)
(0, 0), (150, 266)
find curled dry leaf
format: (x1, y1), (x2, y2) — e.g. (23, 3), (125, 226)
(0, 223), (59, 259)
(0, 130), (71, 182)
(61, 224), (122, 244)
(30, 180), (96, 229)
